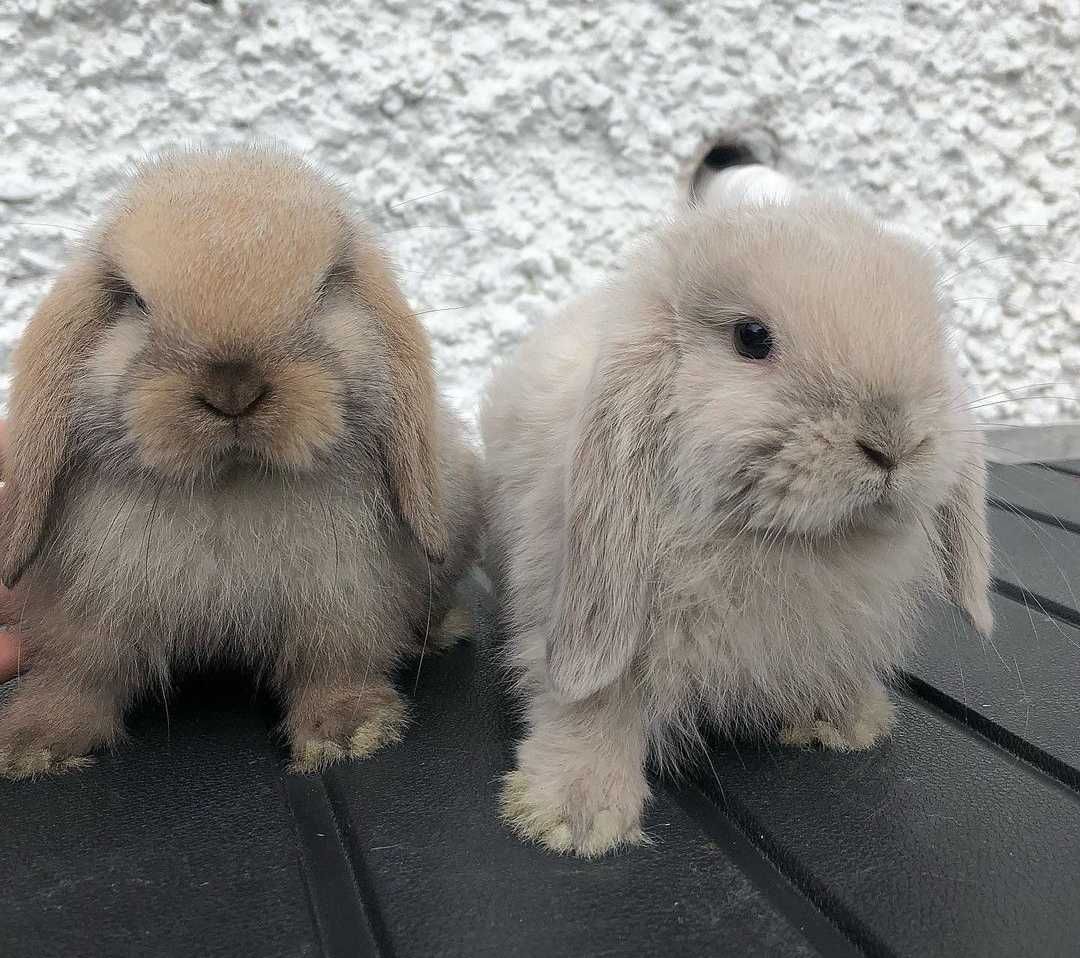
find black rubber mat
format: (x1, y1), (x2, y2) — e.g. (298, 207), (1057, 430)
(1040, 460), (1080, 478)
(692, 696), (1080, 958)
(908, 597), (1080, 789)
(989, 508), (1080, 626)
(1, 462), (1078, 957)
(321, 643), (837, 958)
(0, 675), (317, 958)
(989, 462), (1080, 528)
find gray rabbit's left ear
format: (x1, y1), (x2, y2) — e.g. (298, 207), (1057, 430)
(934, 453), (994, 636)
(546, 335), (676, 702)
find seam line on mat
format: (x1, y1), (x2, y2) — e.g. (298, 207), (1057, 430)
(283, 772), (389, 958)
(320, 771), (399, 958)
(679, 775), (895, 958)
(988, 497), (1080, 536)
(1036, 462), (1080, 479)
(900, 673), (1080, 797)
(990, 578), (1080, 630)
(672, 781), (869, 958)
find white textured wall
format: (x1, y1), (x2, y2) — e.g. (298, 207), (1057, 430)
(1, 0), (1077, 425)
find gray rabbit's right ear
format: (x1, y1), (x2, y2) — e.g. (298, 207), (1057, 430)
(0, 259), (107, 588)
(934, 449), (994, 637)
(546, 335), (675, 701)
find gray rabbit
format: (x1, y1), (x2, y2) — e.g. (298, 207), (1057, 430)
(481, 181), (992, 857)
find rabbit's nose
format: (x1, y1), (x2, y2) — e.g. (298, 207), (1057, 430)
(856, 439), (897, 472)
(198, 362), (267, 418)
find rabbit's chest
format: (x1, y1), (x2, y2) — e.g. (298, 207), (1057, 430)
(648, 532), (931, 725)
(54, 474), (396, 640)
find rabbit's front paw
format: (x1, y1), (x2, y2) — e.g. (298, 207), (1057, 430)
(431, 605), (475, 650)
(0, 718), (103, 779)
(500, 768), (648, 858)
(288, 685), (409, 773)
(0, 683), (121, 779)
(0, 745), (94, 779)
(781, 684), (896, 751)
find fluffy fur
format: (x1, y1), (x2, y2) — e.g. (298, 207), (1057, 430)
(0, 146), (480, 778)
(481, 193), (993, 857)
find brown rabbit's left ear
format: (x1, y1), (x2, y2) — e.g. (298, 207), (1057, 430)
(0, 258), (108, 587)
(934, 450), (994, 636)
(350, 236), (448, 563)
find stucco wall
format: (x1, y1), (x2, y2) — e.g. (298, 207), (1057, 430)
(1, 0), (1077, 424)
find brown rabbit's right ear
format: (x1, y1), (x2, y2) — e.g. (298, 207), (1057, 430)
(349, 235), (449, 564)
(546, 334), (676, 701)
(0, 259), (107, 587)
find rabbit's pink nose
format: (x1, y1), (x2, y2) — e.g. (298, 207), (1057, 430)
(198, 362), (267, 418)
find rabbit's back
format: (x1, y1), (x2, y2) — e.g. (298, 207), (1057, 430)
(481, 293), (605, 479)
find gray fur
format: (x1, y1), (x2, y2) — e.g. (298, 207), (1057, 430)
(482, 193), (993, 856)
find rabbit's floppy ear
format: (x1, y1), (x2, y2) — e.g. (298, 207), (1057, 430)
(547, 334), (676, 701)
(350, 235), (448, 563)
(0, 258), (108, 588)
(934, 448), (994, 636)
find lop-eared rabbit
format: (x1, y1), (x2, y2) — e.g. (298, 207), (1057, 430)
(0, 146), (479, 777)
(482, 183), (992, 857)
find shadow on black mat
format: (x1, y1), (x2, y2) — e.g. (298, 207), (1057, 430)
(0, 584), (824, 958)
(5, 464), (1080, 958)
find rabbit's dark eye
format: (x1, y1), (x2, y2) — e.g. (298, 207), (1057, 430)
(107, 273), (150, 317)
(733, 320), (772, 360)
(125, 289), (149, 314)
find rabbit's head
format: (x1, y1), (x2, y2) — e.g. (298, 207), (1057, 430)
(547, 192), (993, 701)
(0, 146), (448, 587)
(662, 195), (975, 542)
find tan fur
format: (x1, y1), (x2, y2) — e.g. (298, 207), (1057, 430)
(351, 236), (449, 562)
(0, 261), (109, 587)
(780, 679), (897, 750)
(482, 191), (993, 857)
(0, 145), (480, 776)
(106, 150), (344, 334)
(287, 680), (409, 773)
(433, 605), (475, 649)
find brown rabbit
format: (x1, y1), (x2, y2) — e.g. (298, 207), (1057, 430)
(0, 146), (480, 778)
